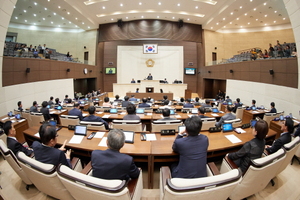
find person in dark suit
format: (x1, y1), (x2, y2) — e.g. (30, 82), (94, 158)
(201, 99), (212, 108)
(147, 73), (153, 80)
(171, 116), (208, 178)
(68, 103), (83, 121)
(40, 101), (51, 121)
(83, 106), (109, 129)
(215, 105), (236, 128)
(138, 98), (151, 108)
(123, 104), (140, 120)
(91, 129), (140, 180)
(4, 121), (33, 156)
(129, 95), (137, 101)
(157, 108), (176, 121)
(233, 98), (243, 113)
(193, 97), (200, 106)
(251, 99), (256, 109)
(269, 102), (277, 113)
(198, 107), (209, 118)
(121, 96), (131, 108)
(131, 78), (136, 83)
(32, 122), (71, 168)
(17, 101), (23, 112)
(55, 98), (61, 106)
(183, 99), (194, 108)
(29, 101), (38, 112)
(228, 120), (268, 173)
(48, 96), (54, 106)
(266, 118), (293, 154)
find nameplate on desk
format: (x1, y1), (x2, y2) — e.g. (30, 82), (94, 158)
(102, 114), (111, 118)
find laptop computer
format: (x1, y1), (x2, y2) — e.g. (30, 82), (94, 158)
(170, 109), (175, 115)
(15, 114), (21, 120)
(222, 123), (233, 132)
(113, 101), (119, 106)
(74, 125), (87, 136)
(191, 108), (198, 114)
(136, 108), (145, 114)
(56, 106), (62, 110)
(123, 131), (134, 143)
(110, 108), (118, 114)
(250, 119), (257, 128)
(212, 108), (219, 113)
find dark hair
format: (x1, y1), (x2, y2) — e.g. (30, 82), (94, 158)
(107, 129), (125, 151)
(3, 121), (12, 135)
(226, 96), (229, 98)
(55, 98), (59, 103)
(65, 95), (68, 98)
(50, 96), (53, 100)
(162, 108), (170, 117)
(184, 116), (202, 136)
(180, 97), (184, 102)
(124, 96), (129, 101)
(115, 95), (119, 100)
(163, 95), (168, 100)
(32, 101), (37, 106)
(39, 123), (57, 144)
(270, 102), (275, 107)
(163, 100), (169, 105)
(205, 99), (210, 104)
(226, 105), (234, 112)
(42, 101), (48, 108)
(198, 107), (205, 114)
(131, 95), (135, 97)
(236, 98), (240, 103)
(195, 97), (199, 102)
(254, 120), (268, 140)
(88, 106), (96, 114)
(74, 103), (80, 107)
(67, 98), (72, 103)
(147, 97), (151, 101)
(17, 101), (22, 107)
(104, 97), (109, 103)
(252, 99), (256, 105)
(142, 98), (147, 103)
(126, 103), (136, 114)
(285, 118), (294, 133)
(186, 99), (191, 103)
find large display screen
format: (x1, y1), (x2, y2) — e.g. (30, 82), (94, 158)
(185, 68), (196, 75)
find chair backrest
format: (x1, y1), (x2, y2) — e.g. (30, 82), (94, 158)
(17, 151), (74, 200)
(80, 121), (106, 131)
(112, 120), (142, 132)
(63, 105), (74, 111)
(0, 132), (7, 145)
(235, 107), (244, 120)
(95, 106), (110, 112)
(21, 111), (32, 127)
(151, 120), (183, 132)
(30, 112), (44, 127)
(60, 115), (80, 127)
(144, 108), (153, 113)
(161, 168), (242, 200)
(224, 118), (241, 128)
(201, 119), (217, 131)
(57, 164), (143, 200)
(263, 113), (277, 127)
(0, 140), (32, 186)
(277, 136), (300, 175)
(221, 148), (286, 200)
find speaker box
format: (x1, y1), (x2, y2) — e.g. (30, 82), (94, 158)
(26, 68), (30, 73)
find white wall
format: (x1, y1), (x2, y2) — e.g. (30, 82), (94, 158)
(226, 80), (300, 118)
(0, 79), (74, 116)
(117, 46), (183, 83)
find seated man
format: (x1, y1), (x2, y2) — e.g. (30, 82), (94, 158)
(233, 98), (243, 113)
(129, 95), (137, 101)
(48, 96), (54, 106)
(269, 102), (277, 113)
(160, 100), (171, 109)
(4, 121), (33, 156)
(55, 98), (61, 106)
(64, 95), (70, 103)
(131, 78), (136, 83)
(193, 97), (200, 106)
(68, 103), (83, 121)
(40, 101), (51, 121)
(215, 105), (236, 128)
(138, 98), (151, 108)
(201, 99), (212, 108)
(114, 95), (122, 102)
(158, 108), (176, 121)
(198, 107), (209, 118)
(123, 104), (141, 120)
(171, 116), (208, 178)
(225, 96), (232, 103)
(251, 99), (256, 109)
(266, 118), (293, 154)
(17, 101), (23, 112)
(121, 96), (131, 108)
(91, 129), (140, 180)
(183, 99), (194, 108)
(32, 122), (71, 168)
(29, 101), (38, 112)
(83, 106), (109, 129)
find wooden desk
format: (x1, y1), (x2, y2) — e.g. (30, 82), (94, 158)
(0, 115), (29, 143)
(126, 93), (174, 100)
(270, 118), (300, 139)
(49, 109), (68, 125)
(242, 109), (269, 124)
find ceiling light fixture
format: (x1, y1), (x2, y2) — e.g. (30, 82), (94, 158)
(84, 0), (109, 6)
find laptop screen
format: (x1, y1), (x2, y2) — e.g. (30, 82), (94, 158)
(74, 125), (87, 136)
(212, 108), (219, 113)
(49, 120), (57, 126)
(15, 114), (21, 120)
(191, 108), (198, 114)
(113, 101), (119, 106)
(170, 109), (175, 115)
(222, 123), (233, 132)
(110, 108), (118, 114)
(252, 106), (257, 110)
(136, 108), (145, 114)
(57, 106), (62, 110)
(250, 119), (257, 128)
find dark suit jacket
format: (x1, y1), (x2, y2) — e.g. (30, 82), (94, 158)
(266, 132), (291, 154)
(138, 103), (150, 108)
(91, 149), (140, 180)
(40, 107), (51, 121)
(129, 98), (137, 101)
(7, 137), (33, 156)
(83, 114), (108, 129)
(32, 141), (71, 168)
(183, 103), (194, 108)
(270, 108), (277, 113)
(68, 108), (83, 121)
(199, 115), (209, 118)
(122, 101), (131, 108)
(172, 134), (209, 178)
(30, 106), (38, 113)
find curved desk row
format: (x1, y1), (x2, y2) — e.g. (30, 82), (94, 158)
(23, 126), (277, 188)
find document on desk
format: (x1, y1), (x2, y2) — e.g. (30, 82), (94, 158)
(18, 119), (26, 123)
(96, 111), (103, 114)
(120, 112), (126, 115)
(147, 113), (152, 116)
(50, 111), (55, 114)
(34, 132), (40, 138)
(225, 134), (242, 144)
(102, 114), (111, 118)
(146, 134), (157, 141)
(175, 115), (181, 118)
(82, 113), (88, 117)
(211, 114), (219, 117)
(1, 117), (8, 121)
(252, 111), (259, 113)
(99, 137), (107, 147)
(69, 135), (84, 144)
(293, 119), (300, 124)
(94, 132), (105, 138)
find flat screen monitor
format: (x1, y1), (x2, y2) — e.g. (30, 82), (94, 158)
(170, 109), (175, 115)
(49, 120), (57, 126)
(185, 68), (196, 75)
(105, 67), (116, 74)
(15, 114), (21, 120)
(222, 123), (233, 132)
(212, 108), (219, 113)
(7, 111), (13, 117)
(191, 108), (198, 114)
(74, 125), (87, 136)
(136, 108), (145, 114)
(80, 101), (85, 104)
(47, 105), (51, 109)
(56, 106), (62, 110)
(110, 108), (118, 114)
(250, 119), (257, 128)
(123, 131), (134, 143)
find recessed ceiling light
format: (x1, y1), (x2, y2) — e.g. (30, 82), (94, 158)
(88, 26), (90, 29)
(15, 17), (18, 19)
(230, 22), (232, 24)
(172, 17), (175, 19)
(44, 8), (47, 10)
(211, 27), (213, 29)
(141, 16), (144, 18)
(274, 21), (276, 23)
(230, 12), (233, 15)
(51, 21), (53, 24)
(67, 12), (70, 14)
(223, 26), (226, 28)
(236, 18), (239, 20)
(33, 14), (36, 16)
(274, 11), (277, 13)
(24, 10), (27, 12)
(48, 0), (50, 2)
(187, 18), (190, 21)
(195, 6), (198, 9)
(103, 6), (105, 9)
(126, 17), (128, 19)
(14, 6), (16, 8)
(240, 26), (243, 28)
(263, 3), (266, 5)
(25, 20), (27, 22)
(240, 6), (242, 9)
(244, 13), (247, 16)
(34, 23), (36, 25)
(82, 22), (84, 24)
(58, 6), (60, 8)
(34, 2), (37, 5)
(223, 18), (225, 20)
(69, 21), (71, 23)
(139, 2), (142, 5)
(250, 0), (252, 2)
(75, 18), (77, 20)
(158, 2), (161, 5)
(283, 18), (286, 20)
(43, 18), (45, 20)
(54, 13), (56, 15)
(248, 22), (250, 24)
(75, 25), (78, 27)
(62, 17), (64, 20)
(177, 3), (180, 6)
(256, 19), (258, 21)
(157, 16), (159, 18)
(120, 3), (123, 6)
(111, 18), (113, 20)
(264, 15), (267, 17)
(58, 25), (60, 27)
(253, 8), (256, 11)
(216, 22), (218, 25)
(264, 24), (267, 26)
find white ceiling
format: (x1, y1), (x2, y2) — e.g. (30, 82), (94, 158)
(10, 0), (290, 32)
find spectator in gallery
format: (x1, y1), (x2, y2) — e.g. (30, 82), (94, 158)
(269, 43), (275, 57)
(131, 78), (136, 83)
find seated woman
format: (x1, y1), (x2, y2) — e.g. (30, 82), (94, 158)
(102, 97), (114, 108)
(227, 119), (268, 173)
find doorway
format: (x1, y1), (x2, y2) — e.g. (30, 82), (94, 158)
(84, 51), (89, 64)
